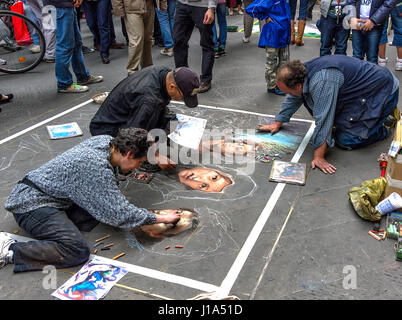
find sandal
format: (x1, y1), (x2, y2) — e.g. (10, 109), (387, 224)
(0, 93), (13, 104)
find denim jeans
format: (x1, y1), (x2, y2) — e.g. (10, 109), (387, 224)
(55, 7), (90, 90)
(335, 89), (399, 150)
(156, 0), (176, 48)
(352, 27), (382, 64)
(212, 3), (227, 49)
(289, 0), (308, 20)
(173, 2), (215, 83)
(319, 15), (350, 56)
(82, 0), (112, 57)
(9, 205), (97, 273)
(380, 2), (402, 47)
(21, 0), (40, 45)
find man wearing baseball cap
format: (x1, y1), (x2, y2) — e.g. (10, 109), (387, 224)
(89, 65), (200, 171)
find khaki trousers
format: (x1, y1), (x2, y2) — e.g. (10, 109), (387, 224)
(243, 0), (265, 38)
(124, 2), (155, 75)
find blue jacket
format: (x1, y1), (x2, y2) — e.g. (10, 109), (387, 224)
(245, 0), (291, 48)
(348, 0), (397, 25)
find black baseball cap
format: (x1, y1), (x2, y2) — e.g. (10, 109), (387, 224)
(173, 67), (200, 108)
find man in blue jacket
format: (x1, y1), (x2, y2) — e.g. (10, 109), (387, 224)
(257, 55), (399, 174)
(245, 0), (291, 96)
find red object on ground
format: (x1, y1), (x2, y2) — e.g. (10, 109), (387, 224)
(379, 161), (387, 177)
(10, 2), (33, 46)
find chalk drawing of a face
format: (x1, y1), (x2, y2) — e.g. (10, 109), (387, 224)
(178, 167), (233, 193)
(139, 209), (199, 238)
(200, 139), (264, 157)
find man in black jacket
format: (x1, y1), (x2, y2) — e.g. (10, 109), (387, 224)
(89, 65), (200, 170)
(43, 0), (103, 92)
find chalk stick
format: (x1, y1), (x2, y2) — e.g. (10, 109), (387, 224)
(95, 235), (111, 242)
(112, 253), (125, 260)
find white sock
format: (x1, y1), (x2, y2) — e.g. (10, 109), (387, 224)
(6, 250), (14, 264)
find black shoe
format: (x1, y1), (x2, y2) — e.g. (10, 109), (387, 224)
(82, 45), (95, 54)
(43, 57), (55, 63)
(139, 161), (161, 172)
(0, 93), (13, 104)
(198, 81), (212, 93)
(101, 56), (110, 64)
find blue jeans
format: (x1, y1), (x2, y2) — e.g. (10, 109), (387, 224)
(380, 2), (402, 47)
(55, 8), (90, 90)
(335, 89), (399, 150)
(212, 3), (227, 49)
(81, 0), (112, 57)
(289, 0), (308, 20)
(156, 0), (176, 48)
(319, 15), (350, 56)
(21, 0), (39, 45)
(352, 27), (382, 64)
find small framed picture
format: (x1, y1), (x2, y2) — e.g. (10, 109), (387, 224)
(46, 122), (83, 140)
(269, 160), (307, 185)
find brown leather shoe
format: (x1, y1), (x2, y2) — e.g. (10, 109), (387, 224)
(110, 42), (125, 49)
(198, 82), (211, 93)
(290, 20), (295, 45)
(295, 20), (306, 46)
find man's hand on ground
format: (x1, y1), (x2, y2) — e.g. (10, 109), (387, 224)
(311, 156), (337, 174)
(256, 121), (282, 134)
(203, 8), (215, 24)
(154, 210), (181, 224)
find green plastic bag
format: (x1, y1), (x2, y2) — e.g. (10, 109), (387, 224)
(347, 177), (387, 222)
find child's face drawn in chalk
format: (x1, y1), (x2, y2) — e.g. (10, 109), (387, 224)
(178, 168), (233, 192)
(140, 209), (198, 238)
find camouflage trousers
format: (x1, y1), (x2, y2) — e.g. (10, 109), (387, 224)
(265, 46), (289, 89)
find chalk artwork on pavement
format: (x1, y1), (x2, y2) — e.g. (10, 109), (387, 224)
(138, 208), (199, 238)
(177, 167), (234, 193)
(51, 258), (128, 300)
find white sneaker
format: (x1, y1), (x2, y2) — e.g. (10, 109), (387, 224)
(243, 36), (250, 43)
(0, 232), (16, 269)
(396, 59), (402, 71)
(30, 45), (41, 54)
(378, 57), (388, 67)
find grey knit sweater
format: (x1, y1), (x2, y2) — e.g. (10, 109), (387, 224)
(5, 135), (156, 229)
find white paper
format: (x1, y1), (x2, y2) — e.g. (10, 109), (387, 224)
(168, 114), (207, 150)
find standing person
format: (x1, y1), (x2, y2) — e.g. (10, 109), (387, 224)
(289, 0), (308, 45)
(307, 0), (317, 19)
(378, 1), (402, 70)
(0, 128), (181, 273)
(348, 0), (397, 64)
(26, 0), (56, 63)
(228, 0), (243, 15)
(81, 0), (113, 64)
(257, 56), (399, 174)
(112, 0), (166, 75)
(318, 0), (350, 56)
(246, 0), (291, 95)
(243, 0), (266, 43)
(43, 0), (103, 93)
(213, 0), (228, 58)
(156, 0), (176, 57)
(173, 0), (217, 93)
(75, 5), (96, 53)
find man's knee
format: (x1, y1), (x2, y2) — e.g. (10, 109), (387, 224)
(60, 238), (91, 266)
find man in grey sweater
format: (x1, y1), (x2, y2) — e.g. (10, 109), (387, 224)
(0, 128), (180, 273)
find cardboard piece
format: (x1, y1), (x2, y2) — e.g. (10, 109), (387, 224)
(384, 122), (402, 199)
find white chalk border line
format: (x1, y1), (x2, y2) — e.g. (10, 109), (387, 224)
(2, 98), (315, 298)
